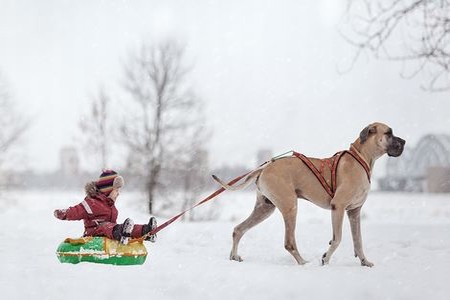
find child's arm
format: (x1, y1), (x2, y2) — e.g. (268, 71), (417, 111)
(54, 202), (88, 221)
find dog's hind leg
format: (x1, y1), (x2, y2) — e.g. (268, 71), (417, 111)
(230, 191), (275, 262)
(278, 196), (308, 265)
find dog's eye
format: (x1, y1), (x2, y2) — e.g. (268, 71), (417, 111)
(385, 130), (393, 136)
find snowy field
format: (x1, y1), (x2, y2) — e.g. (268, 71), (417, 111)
(1, 189), (450, 300)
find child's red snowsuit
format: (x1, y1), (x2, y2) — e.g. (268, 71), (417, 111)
(58, 193), (145, 239)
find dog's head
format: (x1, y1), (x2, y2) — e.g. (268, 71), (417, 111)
(359, 122), (405, 157)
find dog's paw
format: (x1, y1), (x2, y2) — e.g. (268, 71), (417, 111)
(361, 258), (374, 267)
(321, 253), (330, 265)
(230, 254), (243, 262)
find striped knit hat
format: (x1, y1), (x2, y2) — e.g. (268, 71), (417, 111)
(96, 170), (124, 196)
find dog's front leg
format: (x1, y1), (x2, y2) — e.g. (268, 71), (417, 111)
(321, 201), (346, 266)
(347, 207), (374, 267)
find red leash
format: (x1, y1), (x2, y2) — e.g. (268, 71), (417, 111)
(135, 170), (253, 242)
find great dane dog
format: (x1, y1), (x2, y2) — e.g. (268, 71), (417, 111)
(213, 122), (405, 267)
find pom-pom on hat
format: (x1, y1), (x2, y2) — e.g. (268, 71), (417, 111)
(96, 170), (124, 196)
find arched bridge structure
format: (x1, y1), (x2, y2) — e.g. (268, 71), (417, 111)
(379, 134), (450, 192)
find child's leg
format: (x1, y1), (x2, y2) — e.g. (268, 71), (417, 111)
(92, 220), (135, 243)
(131, 225), (144, 238)
(92, 223), (116, 239)
(111, 218), (134, 244)
(131, 217), (157, 239)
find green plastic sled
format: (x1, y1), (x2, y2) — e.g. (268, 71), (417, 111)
(56, 236), (147, 265)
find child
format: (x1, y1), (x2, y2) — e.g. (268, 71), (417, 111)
(54, 170), (157, 244)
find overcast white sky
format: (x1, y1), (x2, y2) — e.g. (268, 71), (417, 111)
(0, 0), (448, 175)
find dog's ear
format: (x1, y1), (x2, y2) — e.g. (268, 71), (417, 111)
(359, 125), (377, 144)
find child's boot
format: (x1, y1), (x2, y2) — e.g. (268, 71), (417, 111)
(113, 218), (134, 244)
(142, 216), (157, 243)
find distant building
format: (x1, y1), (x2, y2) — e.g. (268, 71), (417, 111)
(8, 146), (89, 190)
(379, 134), (450, 192)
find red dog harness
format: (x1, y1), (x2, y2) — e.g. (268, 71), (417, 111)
(292, 146), (371, 198)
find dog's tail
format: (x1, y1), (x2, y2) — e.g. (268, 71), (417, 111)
(212, 165), (267, 191)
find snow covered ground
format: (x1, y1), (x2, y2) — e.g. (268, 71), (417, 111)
(1, 189), (449, 300)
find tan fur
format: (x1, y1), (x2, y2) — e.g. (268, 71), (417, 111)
(213, 122), (405, 267)
(85, 181), (99, 197)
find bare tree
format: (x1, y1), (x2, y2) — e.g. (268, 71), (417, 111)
(340, 0), (450, 91)
(0, 72), (30, 170)
(79, 87), (112, 170)
(120, 40), (209, 214)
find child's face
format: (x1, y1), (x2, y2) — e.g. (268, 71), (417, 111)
(109, 188), (120, 201)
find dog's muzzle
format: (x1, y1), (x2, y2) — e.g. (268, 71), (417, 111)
(387, 137), (406, 157)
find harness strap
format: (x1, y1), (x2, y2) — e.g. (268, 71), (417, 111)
(331, 151), (345, 193)
(319, 157), (333, 175)
(292, 152), (334, 198)
(294, 148), (371, 198)
(348, 146), (371, 183)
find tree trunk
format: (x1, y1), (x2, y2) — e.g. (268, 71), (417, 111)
(147, 163), (160, 214)
(147, 182), (154, 214)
